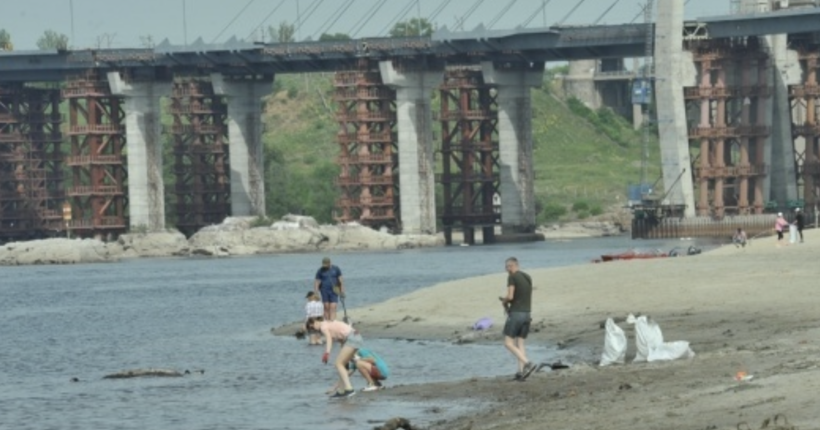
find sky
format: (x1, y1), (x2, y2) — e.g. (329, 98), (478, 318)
(1, 0), (730, 51)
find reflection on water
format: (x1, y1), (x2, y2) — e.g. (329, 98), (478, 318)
(0, 237), (716, 429)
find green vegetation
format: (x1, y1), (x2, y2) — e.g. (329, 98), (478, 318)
(256, 71), (660, 225)
(389, 18), (434, 37)
(530, 77), (660, 222)
(36, 30), (69, 50)
(0, 29), (11, 51)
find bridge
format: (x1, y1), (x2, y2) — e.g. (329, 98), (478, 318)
(1, 1), (820, 243)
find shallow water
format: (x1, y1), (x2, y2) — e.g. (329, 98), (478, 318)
(0, 237), (714, 429)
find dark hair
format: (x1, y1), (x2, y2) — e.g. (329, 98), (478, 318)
(306, 316), (324, 328)
(305, 291), (316, 299)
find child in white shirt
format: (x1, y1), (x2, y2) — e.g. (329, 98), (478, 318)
(305, 291), (324, 345)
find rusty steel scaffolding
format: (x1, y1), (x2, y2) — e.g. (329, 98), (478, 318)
(790, 45), (820, 208)
(0, 85), (64, 241)
(685, 38), (771, 218)
(333, 61), (399, 228)
(168, 78), (231, 236)
(438, 68), (500, 245)
(63, 72), (127, 238)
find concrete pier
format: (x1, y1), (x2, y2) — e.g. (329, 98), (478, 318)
(655, 0), (697, 216)
(766, 33), (801, 206)
(107, 72), (170, 232)
(481, 61), (544, 234)
(212, 73), (272, 217)
(379, 61), (440, 235)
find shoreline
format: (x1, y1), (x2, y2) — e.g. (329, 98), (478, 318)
(277, 229), (820, 430)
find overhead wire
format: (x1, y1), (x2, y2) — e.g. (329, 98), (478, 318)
(293, 0), (326, 40)
(631, 0), (691, 23)
(521, 0), (553, 27)
(378, 1), (416, 36)
(313, 0), (356, 39)
(594, 0), (621, 25)
(426, 0), (453, 24)
(557, 0), (589, 26)
(454, 0), (487, 31)
(487, 0), (519, 29)
(349, 0), (389, 37)
(245, 0), (287, 41)
(212, 0), (256, 43)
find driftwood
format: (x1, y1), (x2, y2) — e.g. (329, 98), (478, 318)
(103, 368), (203, 379)
(373, 417), (421, 430)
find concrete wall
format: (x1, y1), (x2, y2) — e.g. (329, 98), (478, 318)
(482, 61), (544, 234)
(212, 73), (272, 217)
(108, 72), (170, 232)
(379, 61), (441, 235)
(655, 0), (697, 216)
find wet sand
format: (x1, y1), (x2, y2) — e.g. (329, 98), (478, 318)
(275, 229), (820, 429)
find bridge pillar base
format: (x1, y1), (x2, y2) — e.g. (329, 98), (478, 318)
(481, 62), (543, 234)
(212, 73), (273, 217)
(108, 72), (171, 232)
(379, 61), (441, 235)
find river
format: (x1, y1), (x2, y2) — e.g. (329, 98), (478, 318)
(0, 236), (712, 429)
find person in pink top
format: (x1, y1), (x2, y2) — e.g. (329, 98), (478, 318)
(308, 316), (363, 398)
(775, 212), (789, 243)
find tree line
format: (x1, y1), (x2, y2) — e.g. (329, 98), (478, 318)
(0, 19), (435, 52)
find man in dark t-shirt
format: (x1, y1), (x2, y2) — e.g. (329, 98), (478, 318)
(314, 257), (344, 321)
(499, 257), (537, 381)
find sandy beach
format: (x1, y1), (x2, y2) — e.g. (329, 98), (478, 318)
(274, 230), (820, 429)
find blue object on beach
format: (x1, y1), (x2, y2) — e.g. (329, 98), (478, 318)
(473, 317), (493, 331)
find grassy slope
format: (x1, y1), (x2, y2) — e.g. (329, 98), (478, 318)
(260, 74), (661, 223)
(530, 84), (660, 216)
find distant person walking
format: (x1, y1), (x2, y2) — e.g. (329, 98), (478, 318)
(775, 212), (789, 244)
(795, 208), (805, 243)
(314, 257), (344, 321)
(498, 257), (537, 381)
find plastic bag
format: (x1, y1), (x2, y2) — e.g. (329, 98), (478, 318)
(647, 340), (695, 362)
(472, 317), (493, 331)
(634, 316), (664, 363)
(600, 318), (627, 366)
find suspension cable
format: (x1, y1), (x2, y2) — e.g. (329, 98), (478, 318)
(314, 0), (356, 39)
(488, 0), (519, 29)
(212, 0), (256, 43)
(521, 0), (553, 28)
(245, 0), (287, 41)
(557, 0), (589, 26)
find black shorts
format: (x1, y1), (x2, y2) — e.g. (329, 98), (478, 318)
(503, 312), (532, 339)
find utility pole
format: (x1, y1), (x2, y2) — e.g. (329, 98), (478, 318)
(639, 0), (655, 194)
(70, 0), (75, 45)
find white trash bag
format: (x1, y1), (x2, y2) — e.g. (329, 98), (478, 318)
(648, 340), (695, 362)
(600, 318), (627, 367)
(634, 315), (664, 363)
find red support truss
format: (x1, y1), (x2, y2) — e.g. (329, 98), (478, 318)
(789, 46), (820, 208)
(438, 68), (500, 245)
(333, 61), (398, 229)
(685, 38), (771, 217)
(168, 78), (231, 236)
(63, 72), (127, 238)
(0, 84), (64, 241)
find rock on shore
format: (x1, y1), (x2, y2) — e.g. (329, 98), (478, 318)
(0, 215), (443, 266)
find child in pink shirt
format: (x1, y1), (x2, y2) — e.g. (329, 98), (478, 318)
(308, 316), (363, 398)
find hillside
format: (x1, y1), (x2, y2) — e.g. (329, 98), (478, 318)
(260, 72), (660, 225)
